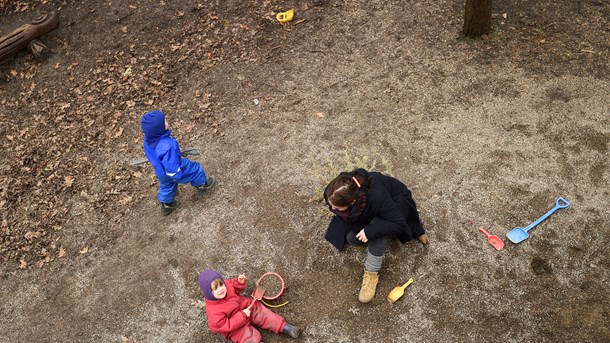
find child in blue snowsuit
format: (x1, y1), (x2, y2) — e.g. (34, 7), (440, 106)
(141, 110), (216, 215)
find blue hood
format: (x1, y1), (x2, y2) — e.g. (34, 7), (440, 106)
(141, 110), (170, 148)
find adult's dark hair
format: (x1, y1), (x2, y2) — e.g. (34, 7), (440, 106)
(324, 169), (372, 207)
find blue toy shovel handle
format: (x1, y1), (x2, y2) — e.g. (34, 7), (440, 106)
(524, 197), (570, 233)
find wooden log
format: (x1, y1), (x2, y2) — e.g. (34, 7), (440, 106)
(0, 11), (59, 62)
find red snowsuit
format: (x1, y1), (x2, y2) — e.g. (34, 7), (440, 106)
(205, 277), (286, 343)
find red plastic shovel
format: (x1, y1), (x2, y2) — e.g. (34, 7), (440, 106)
(479, 227), (504, 251)
(246, 286), (266, 310)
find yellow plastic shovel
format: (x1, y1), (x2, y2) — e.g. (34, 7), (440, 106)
(387, 278), (414, 303)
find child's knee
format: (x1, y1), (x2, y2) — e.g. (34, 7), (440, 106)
(242, 327), (261, 343)
(231, 325), (261, 343)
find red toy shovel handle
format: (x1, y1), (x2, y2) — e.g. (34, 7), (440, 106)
(246, 299), (256, 311)
(479, 227), (491, 237)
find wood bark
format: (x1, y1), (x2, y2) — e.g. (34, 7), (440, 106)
(463, 0), (492, 37)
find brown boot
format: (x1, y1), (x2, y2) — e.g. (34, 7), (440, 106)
(358, 270), (379, 303)
(417, 233), (430, 245)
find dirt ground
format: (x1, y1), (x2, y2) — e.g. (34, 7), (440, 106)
(1, 0), (609, 342)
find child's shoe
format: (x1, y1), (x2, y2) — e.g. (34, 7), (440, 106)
(282, 323), (300, 338)
(161, 201), (176, 216)
(196, 176), (216, 194)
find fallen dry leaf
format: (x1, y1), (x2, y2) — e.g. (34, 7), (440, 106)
(316, 112), (325, 118)
(118, 195), (133, 205)
(64, 176), (75, 187)
(59, 247), (66, 258)
(79, 246), (89, 254)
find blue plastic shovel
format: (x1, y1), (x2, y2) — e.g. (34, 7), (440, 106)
(507, 197), (571, 244)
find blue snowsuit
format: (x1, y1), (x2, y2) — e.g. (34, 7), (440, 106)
(141, 110), (208, 204)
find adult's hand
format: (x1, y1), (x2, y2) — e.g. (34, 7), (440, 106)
(356, 229), (368, 243)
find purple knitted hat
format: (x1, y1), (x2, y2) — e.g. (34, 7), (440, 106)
(199, 269), (224, 300)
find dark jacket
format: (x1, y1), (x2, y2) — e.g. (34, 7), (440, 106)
(324, 169), (425, 251)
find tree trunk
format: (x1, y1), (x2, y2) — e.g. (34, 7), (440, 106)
(463, 0), (492, 37)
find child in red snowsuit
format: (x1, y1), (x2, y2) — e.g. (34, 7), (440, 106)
(198, 269), (300, 343)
